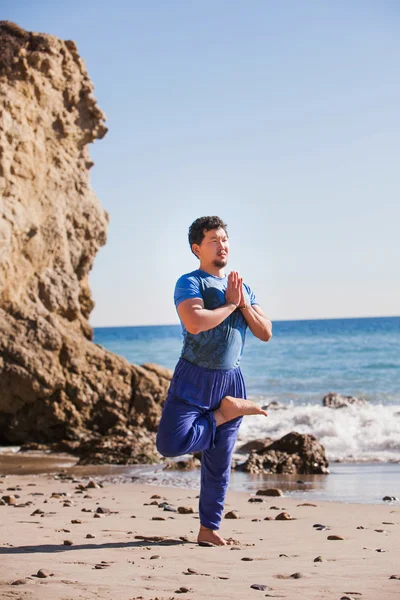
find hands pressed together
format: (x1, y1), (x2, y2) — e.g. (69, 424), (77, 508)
(225, 271), (245, 308)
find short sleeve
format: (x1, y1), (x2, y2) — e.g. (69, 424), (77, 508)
(243, 283), (259, 306)
(174, 274), (203, 308)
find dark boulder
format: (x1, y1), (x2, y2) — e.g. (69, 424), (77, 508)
(237, 431), (329, 475)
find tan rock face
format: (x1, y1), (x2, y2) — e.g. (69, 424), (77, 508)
(0, 22), (172, 453)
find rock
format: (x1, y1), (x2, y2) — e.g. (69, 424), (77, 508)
(152, 517), (166, 521)
(96, 506), (110, 514)
(86, 533), (95, 538)
(86, 480), (100, 489)
(322, 392), (367, 409)
(63, 539), (73, 545)
(241, 557), (253, 561)
(225, 510), (239, 519)
(71, 519), (81, 524)
(275, 512), (292, 520)
(178, 506), (194, 514)
(383, 496), (398, 502)
(11, 579), (28, 585)
(327, 535), (345, 540)
(238, 432), (329, 475)
(250, 583), (268, 591)
(314, 556), (323, 562)
(256, 488), (283, 497)
(0, 21), (172, 462)
(150, 555), (161, 559)
(37, 569), (52, 578)
(290, 572), (306, 578)
(389, 575), (400, 580)
(150, 494), (162, 499)
(248, 497), (263, 503)
(163, 505), (177, 512)
(1, 495), (16, 505)
(175, 587), (191, 593)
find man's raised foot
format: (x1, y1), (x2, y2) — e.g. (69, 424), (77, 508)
(213, 395), (268, 426)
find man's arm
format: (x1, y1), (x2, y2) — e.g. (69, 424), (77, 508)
(177, 271), (242, 335)
(177, 297), (237, 335)
(240, 303), (272, 342)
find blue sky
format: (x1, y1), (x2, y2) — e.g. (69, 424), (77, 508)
(4, 1), (399, 326)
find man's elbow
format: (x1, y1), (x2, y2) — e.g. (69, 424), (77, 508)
(185, 322), (202, 335)
(187, 326), (201, 335)
(260, 331), (272, 342)
(260, 323), (273, 342)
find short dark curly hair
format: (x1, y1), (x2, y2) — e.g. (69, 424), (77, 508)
(188, 216), (228, 257)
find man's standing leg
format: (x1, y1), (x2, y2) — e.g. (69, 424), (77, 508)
(198, 415), (242, 544)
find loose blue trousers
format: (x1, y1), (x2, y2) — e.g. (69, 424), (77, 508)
(156, 358), (245, 530)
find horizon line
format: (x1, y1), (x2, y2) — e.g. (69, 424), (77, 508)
(91, 314), (400, 330)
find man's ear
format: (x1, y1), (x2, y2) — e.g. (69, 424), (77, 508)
(192, 244), (200, 259)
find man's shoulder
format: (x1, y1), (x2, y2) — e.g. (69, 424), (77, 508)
(175, 269), (202, 286)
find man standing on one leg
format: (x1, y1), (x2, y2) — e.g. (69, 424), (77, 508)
(156, 216), (272, 546)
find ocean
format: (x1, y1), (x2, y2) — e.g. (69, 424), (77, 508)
(94, 316), (400, 464)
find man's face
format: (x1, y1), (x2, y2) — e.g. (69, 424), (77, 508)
(193, 227), (229, 268)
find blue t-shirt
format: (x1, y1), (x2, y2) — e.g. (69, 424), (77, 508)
(174, 269), (258, 370)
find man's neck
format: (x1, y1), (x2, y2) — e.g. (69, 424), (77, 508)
(198, 262), (226, 278)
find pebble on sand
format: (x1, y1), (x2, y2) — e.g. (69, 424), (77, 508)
(327, 535), (345, 540)
(250, 583), (268, 591)
(1, 495), (16, 505)
(63, 539), (73, 546)
(86, 480), (101, 489)
(225, 510), (239, 519)
(178, 506), (194, 514)
(36, 569), (53, 578)
(275, 512), (292, 520)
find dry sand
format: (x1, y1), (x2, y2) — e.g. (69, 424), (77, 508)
(0, 473), (399, 600)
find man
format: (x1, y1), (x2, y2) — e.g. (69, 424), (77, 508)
(156, 216), (272, 546)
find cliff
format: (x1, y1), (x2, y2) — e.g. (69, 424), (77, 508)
(0, 21), (171, 460)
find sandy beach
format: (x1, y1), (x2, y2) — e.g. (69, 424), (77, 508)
(0, 473), (399, 600)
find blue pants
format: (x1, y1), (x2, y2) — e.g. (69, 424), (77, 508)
(156, 358), (245, 530)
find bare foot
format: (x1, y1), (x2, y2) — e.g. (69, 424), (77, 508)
(197, 526), (236, 546)
(213, 396), (268, 426)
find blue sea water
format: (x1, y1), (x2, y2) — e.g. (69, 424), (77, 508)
(94, 316), (400, 464)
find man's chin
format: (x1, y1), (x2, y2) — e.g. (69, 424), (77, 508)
(213, 258), (227, 269)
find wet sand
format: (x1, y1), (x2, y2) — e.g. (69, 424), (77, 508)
(0, 472), (399, 599)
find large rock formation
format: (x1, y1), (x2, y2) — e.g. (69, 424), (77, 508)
(0, 21), (171, 459)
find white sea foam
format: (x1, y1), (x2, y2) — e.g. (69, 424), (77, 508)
(238, 401), (400, 463)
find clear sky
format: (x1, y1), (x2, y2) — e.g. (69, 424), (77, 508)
(4, 1), (399, 326)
